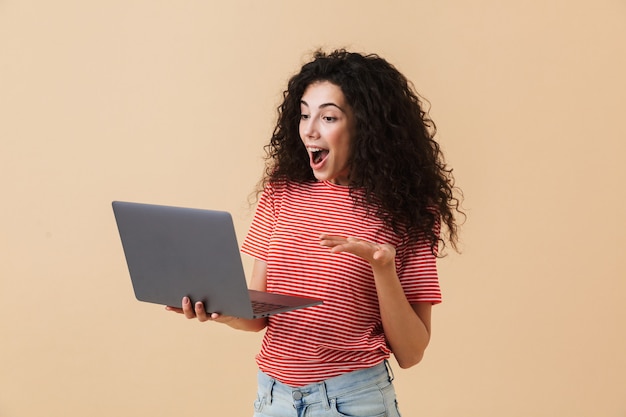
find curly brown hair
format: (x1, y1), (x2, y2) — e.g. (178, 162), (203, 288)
(259, 49), (463, 255)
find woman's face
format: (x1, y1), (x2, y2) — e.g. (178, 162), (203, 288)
(299, 81), (355, 186)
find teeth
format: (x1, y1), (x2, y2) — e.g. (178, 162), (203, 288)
(307, 146), (325, 152)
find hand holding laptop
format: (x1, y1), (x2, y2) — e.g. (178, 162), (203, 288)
(165, 296), (237, 324)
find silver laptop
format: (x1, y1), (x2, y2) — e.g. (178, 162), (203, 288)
(112, 201), (322, 319)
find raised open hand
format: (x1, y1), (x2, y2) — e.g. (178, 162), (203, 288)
(319, 234), (396, 268)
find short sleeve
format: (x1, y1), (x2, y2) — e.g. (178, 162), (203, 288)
(396, 224), (442, 305)
(240, 184), (277, 262)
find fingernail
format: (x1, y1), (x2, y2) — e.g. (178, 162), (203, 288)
(183, 297), (189, 305)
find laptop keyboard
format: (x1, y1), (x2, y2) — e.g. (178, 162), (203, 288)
(251, 300), (287, 314)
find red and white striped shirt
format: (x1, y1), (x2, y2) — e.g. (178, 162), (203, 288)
(241, 180), (441, 387)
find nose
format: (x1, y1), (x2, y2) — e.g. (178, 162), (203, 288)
(300, 117), (319, 140)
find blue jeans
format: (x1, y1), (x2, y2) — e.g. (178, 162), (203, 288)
(253, 361), (402, 417)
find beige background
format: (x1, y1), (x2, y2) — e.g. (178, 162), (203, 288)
(1, 1), (625, 416)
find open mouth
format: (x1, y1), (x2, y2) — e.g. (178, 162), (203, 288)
(308, 147), (330, 168)
(312, 149), (329, 164)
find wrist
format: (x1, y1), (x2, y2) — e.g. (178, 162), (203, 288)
(370, 260), (397, 277)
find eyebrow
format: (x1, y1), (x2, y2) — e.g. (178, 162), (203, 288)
(300, 100), (347, 113)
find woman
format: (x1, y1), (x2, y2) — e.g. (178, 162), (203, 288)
(168, 49), (462, 416)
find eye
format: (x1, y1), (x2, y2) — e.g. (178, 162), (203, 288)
(300, 114), (310, 120)
(323, 116), (337, 122)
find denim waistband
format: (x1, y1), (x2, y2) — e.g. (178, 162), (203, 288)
(257, 361), (394, 407)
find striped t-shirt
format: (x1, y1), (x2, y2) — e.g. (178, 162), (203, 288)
(241, 180), (441, 387)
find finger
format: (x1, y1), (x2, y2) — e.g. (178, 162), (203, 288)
(319, 235), (348, 248)
(193, 301), (209, 322)
(346, 237), (377, 248)
(165, 306), (184, 314)
(182, 297), (196, 319)
(322, 236), (361, 253)
(211, 313), (236, 324)
(319, 233), (343, 239)
(319, 233), (347, 242)
(373, 249), (386, 261)
(372, 244), (396, 264)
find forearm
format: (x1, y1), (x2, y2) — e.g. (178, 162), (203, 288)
(372, 264), (431, 368)
(319, 234), (433, 367)
(224, 317), (268, 332)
